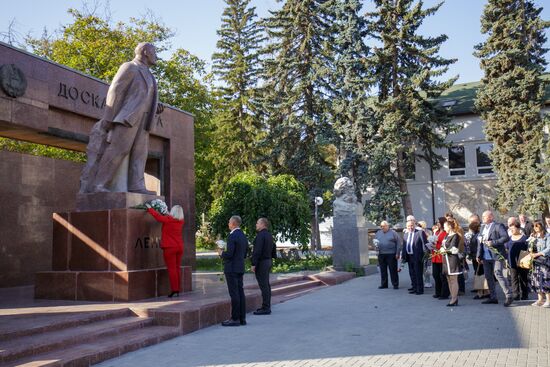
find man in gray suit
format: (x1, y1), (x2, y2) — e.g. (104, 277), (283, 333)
(476, 210), (513, 306)
(80, 42), (163, 194)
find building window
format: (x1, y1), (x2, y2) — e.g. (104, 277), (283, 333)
(448, 146), (465, 176)
(476, 143), (493, 174)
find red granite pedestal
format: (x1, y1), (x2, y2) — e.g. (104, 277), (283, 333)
(35, 206), (192, 301)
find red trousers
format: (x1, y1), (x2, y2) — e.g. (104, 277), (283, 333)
(163, 247), (183, 292)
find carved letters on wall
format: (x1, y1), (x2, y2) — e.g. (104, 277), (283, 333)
(57, 82), (106, 109)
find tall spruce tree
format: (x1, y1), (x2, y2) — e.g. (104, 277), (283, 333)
(331, 0), (374, 202)
(210, 0), (266, 196)
(261, 0), (337, 248)
(365, 0), (457, 222)
(474, 0), (549, 217)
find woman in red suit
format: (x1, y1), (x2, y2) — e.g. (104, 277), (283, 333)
(147, 204), (184, 298)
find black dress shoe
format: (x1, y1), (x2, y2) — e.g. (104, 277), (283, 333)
(408, 290), (416, 294)
(504, 298), (514, 307)
(167, 291), (179, 298)
(240, 320), (247, 325)
(482, 298), (498, 304)
(253, 309), (271, 315)
(433, 294), (440, 298)
(438, 296), (449, 300)
(415, 292), (424, 295)
(378, 286), (388, 289)
(447, 301), (458, 307)
(473, 295), (482, 300)
(221, 319), (241, 327)
(407, 287), (414, 291)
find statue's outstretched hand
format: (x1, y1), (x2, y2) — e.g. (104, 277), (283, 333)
(156, 103), (165, 115)
(101, 120), (115, 131)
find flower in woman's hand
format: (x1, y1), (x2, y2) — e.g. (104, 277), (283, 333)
(450, 247), (459, 255)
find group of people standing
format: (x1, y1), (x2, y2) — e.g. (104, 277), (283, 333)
(216, 216), (277, 326)
(146, 202), (276, 326)
(375, 211), (550, 307)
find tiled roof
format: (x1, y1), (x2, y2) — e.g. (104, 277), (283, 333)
(436, 73), (550, 116)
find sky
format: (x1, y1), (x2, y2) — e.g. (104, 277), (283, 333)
(2, 0), (549, 85)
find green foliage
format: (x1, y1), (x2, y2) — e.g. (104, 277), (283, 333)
(154, 49), (217, 223)
(195, 255), (332, 274)
(271, 255), (332, 273)
(195, 257), (225, 272)
(195, 236), (217, 252)
(343, 262), (365, 276)
(209, 172), (310, 245)
(209, 0), (267, 196)
(364, 0), (458, 223)
(330, 0), (375, 202)
(0, 137), (86, 162)
(26, 8), (173, 82)
(474, 0), (550, 216)
(260, 0), (338, 203)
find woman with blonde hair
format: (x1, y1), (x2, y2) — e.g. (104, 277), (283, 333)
(147, 204), (185, 298)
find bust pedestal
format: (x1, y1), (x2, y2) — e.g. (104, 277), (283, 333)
(35, 193), (192, 301)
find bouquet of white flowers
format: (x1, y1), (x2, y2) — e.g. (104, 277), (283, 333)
(148, 199), (168, 215)
(216, 240), (227, 250)
(133, 199), (169, 215)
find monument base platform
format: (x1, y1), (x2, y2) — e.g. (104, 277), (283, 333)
(76, 192), (163, 212)
(35, 266), (192, 302)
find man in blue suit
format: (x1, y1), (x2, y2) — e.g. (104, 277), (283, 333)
(218, 215), (249, 326)
(402, 219), (427, 295)
(476, 210), (513, 306)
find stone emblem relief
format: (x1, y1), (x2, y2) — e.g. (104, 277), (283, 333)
(0, 64), (27, 98)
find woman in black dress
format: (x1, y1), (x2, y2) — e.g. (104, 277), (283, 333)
(442, 219), (464, 307)
(506, 221), (529, 300)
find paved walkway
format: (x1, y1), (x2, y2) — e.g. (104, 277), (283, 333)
(96, 273), (550, 367)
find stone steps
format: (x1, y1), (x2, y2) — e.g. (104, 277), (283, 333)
(0, 315), (154, 364)
(0, 308), (132, 342)
(1, 325), (180, 367)
(271, 279), (324, 297)
(0, 271), (355, 367)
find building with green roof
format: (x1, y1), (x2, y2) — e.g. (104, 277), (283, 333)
(395, 74), (550, 226)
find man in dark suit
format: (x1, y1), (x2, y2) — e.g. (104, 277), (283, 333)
(251, 218), (276, 315)
(519, 214), (534, 237)
(402, 219), (427, 295)
(476, 210), (513, 306)
(218, 215), (249, 326)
